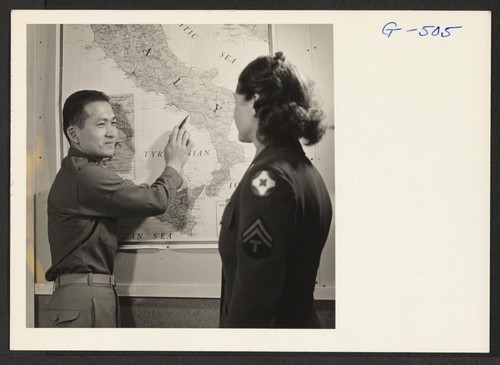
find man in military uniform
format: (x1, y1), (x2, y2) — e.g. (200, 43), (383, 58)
(41, 90), (192, 327)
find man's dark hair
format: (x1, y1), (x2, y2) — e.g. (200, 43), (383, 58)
(62, 90), (110, 141)
(237, 52), (326, 146)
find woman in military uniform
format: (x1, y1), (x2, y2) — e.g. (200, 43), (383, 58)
(218, 52), (333, 328)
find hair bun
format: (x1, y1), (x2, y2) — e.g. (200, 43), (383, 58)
(274, 51), (285, 61)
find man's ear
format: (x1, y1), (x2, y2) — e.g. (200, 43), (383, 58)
(67, 126), (80, 145)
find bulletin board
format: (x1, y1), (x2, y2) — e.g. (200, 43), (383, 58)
(30, 23), (335, 299)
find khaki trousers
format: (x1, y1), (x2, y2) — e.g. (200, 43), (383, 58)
(40, 282), (119, 328)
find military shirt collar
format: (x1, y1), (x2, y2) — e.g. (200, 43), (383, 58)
(68, 147), (107, 165)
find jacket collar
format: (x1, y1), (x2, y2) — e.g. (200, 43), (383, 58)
(253, 139), (305, 163)
(67, 147), (103, 164)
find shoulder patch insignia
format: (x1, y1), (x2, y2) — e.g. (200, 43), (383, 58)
(250, 170), (276, 197)
(242, 217), (274, 259)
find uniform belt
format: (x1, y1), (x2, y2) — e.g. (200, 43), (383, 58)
(54, 273), (115, 289)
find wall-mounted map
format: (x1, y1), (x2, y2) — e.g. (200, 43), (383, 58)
(61, 24), (270, 242)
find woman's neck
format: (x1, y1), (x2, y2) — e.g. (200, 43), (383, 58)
(253, 140), (268, 157)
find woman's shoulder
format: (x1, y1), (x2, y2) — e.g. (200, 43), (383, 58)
(249, 153), (306, 187)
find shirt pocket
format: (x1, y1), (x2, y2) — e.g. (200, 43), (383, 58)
(99, 219), (119, 250)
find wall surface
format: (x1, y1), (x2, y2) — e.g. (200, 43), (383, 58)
(27, 24), (61, 326)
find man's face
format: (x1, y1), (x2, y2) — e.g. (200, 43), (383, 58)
(75, 101), (117, 160)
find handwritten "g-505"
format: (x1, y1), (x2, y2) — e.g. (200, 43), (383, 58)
(382, 21), (463, 38)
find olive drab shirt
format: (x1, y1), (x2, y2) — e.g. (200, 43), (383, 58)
(218, 140), (333, 328)
(45, 147), (183, 282)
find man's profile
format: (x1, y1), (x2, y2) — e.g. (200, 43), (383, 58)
(40, 90), (192, 327)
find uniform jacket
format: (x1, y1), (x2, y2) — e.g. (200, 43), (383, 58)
(218, 140), (333, 328)
(45, 147), (183, 281)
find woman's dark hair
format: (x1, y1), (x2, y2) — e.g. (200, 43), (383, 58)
(62, 90), (110, 141)
(236, 51), (326, 146)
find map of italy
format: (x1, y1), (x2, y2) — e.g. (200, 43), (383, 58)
(62, 24), (270, 241)
(91, 24), (245, 196)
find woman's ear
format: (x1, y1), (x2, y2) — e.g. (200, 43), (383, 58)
(251, 94), (260, 117)
(67, 126), (79, 145)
